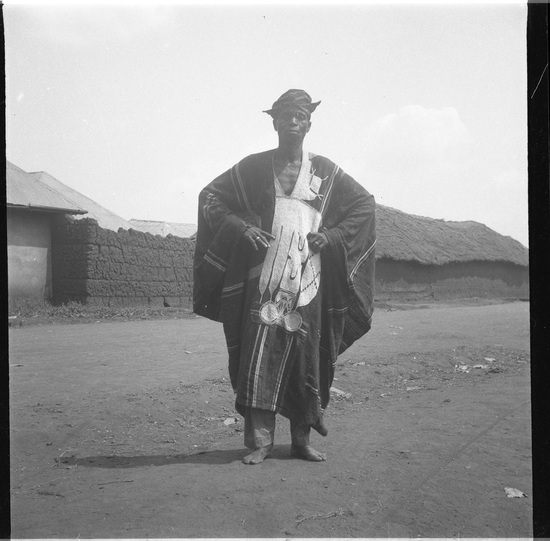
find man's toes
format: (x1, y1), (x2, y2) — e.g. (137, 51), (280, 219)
(307, 448), (327, 461)
(242, 453), (261, 464)
(291, 444), (327, 461)
(242, 446), (271, 464)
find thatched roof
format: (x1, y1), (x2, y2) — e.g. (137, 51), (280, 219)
(376, 205), (528, 266)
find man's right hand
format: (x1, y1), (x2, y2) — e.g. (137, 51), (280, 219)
(243, 226), (275, 251)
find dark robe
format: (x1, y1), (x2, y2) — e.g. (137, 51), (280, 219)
(193, 149), (376, 433)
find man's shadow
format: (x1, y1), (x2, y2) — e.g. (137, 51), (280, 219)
(57, 445), (292, 469)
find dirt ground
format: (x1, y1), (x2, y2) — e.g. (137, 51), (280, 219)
(9, 300), (532, 538)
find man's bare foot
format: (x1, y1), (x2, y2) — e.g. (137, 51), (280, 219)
(242, 444), (273, 465)
(290, 444), (327, 461)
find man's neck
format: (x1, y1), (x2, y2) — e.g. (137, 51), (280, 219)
(275, 143), (303, 164)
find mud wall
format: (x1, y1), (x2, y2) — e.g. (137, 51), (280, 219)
(51, 217), (529, 308)
(51, 216), (194, 307)
(375, 258), (530, 301)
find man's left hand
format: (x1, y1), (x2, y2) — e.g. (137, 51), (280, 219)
(307, 232), (328, 253)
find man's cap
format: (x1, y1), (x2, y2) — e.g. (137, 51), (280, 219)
(263, 89), (321, 118)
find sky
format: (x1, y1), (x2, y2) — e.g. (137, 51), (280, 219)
(4, 2), (529, 246)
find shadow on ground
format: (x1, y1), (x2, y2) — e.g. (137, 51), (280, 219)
(57, 445), (294, 468)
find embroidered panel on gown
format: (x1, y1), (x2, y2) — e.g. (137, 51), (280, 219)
(235, 152), (326, 425)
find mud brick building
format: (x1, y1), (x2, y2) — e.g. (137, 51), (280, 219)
(7, 161), (529, 308)
(51, 216), (194, 307)
(50, 205), (528, 308)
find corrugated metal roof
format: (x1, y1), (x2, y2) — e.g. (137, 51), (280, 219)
(29, 170), (136, 232)
(6, 161), (87, 214)
(128, 219), (197, 238)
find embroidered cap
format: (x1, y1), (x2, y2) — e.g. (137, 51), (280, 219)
(263, 89), (321, 118)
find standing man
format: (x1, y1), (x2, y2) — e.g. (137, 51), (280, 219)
(193, 89), (376, 464)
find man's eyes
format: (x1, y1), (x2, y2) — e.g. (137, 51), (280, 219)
(281, 112), (307, 121)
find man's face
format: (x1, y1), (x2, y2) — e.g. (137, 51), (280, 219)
(273, 107), (311, 143)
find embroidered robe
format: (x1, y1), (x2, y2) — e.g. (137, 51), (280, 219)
(193, 149), (376, 431)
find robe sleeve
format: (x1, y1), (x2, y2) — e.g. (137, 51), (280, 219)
(317, 165), (377, 356)
(199, 179), (252, 239)
(193, 158), (263, 320)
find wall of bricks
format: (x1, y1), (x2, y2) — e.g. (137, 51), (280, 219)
(51, 216), (194, 307)
(51, 216), (529, 308)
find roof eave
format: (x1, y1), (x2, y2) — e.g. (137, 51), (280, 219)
(7, 203), (88, 215)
